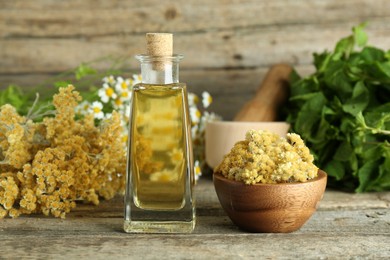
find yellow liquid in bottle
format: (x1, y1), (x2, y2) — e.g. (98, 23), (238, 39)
(130, 83), (188, 210)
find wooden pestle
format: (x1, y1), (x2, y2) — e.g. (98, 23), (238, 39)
(234, 64), (292, 122)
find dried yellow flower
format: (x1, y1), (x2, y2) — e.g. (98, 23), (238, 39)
(215, 130), (318, 184)
(0, 85), (126, 218)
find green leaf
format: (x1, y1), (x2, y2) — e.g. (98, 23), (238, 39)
(290, 76), (320, 97)
(374, 61), (390, 78)
(365, 110), (390, 130)
(350, 153), (359, 173)
(353, 22), (368, 47)
(289, 69), (301, 84)
(289, 92), (320, 102)
(75, 63), (97, 80)
(362, 144), (384, 161)
(0, 85), (29, 113)
(295, 92), (327, 138)
(368, 102), (390, 113)
(54, 81), (72, 88)
(345, 65), (363, 81)
(334, 36), (354, 59)
(324, 160), (345, 180)
(334, 142), (354, 161)
(385, 50), (390, 60)
(355, 111), (367, 127)
(310, 106), (339, 146)
(375, 154), (390, 191)
(324, 60), (353, 96)
(355, 160), (378, 192)
(342, 81), (369, 116)
(360, 47), (385, 62)
(314, 52), (331, 72)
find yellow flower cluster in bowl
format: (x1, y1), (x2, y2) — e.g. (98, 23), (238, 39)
(215, 130), (318, 184)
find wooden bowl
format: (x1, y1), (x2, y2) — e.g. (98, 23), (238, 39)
(205, 121), (290, 169)
(213, 170), (327, 233)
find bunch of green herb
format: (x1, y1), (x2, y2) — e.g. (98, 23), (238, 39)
(287, 23), (390, 192)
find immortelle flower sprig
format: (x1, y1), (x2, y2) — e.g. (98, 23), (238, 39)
(0, 86), (126, 219)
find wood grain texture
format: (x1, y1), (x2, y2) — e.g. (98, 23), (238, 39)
(1, 0), (390, 37)
(0, 179), (389, 259)
(1, 22), (390, 73)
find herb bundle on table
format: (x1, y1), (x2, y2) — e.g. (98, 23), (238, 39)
(287, 24), (390, 192)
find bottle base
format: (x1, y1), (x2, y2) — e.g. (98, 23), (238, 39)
(124, 220), (195, 234)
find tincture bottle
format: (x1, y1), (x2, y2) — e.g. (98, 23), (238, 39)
(124, 33), (195, 233)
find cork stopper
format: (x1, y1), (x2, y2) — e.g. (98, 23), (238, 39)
(146, 33), (173, 70)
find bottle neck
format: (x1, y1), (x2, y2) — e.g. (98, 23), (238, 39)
(136, 55), (183, 84)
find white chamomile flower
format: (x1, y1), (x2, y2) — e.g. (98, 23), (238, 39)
(188, 93), (199, 106)
(199, 111), (222, 132)
(189, 107), (201, 125)
(194, 160), (202, 181)
(102, 75), (116, 85)
(207, 111), (221, 121)
(75, 101), (90, 115)
(89, 101), (104, 119)
(104, 113), (112, 119)
(123, 104), (131, 118)
(119, 89), (131, 102)
(132, 74), (142, 85)
(202, 91), (212, 108)
(100, 112), (113, 124)
(112, 97), (124, 110)
(114, 77), (132, 104)
(115, 77), (131, 92)
(98, 83), (117, 103)
(119, 115), (129, 129)
(191, 125), (198, 139)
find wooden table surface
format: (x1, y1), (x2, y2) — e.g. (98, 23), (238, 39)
(1, 176), (389, 259)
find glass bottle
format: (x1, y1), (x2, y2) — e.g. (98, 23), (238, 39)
(124, 33), (195, 233)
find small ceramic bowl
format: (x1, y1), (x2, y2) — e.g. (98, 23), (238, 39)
(213, 170), (327, 233)
(205, 121), (290, 169)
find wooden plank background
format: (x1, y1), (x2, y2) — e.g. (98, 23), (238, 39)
(1, 0), (390, 119)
